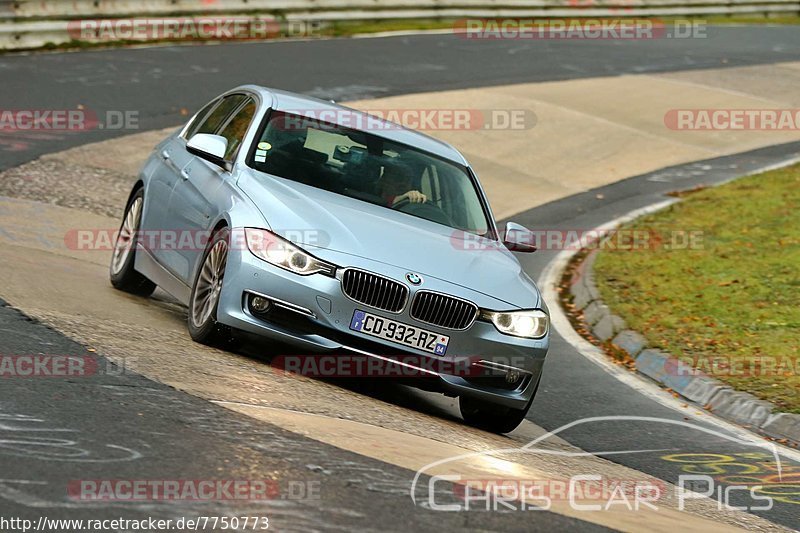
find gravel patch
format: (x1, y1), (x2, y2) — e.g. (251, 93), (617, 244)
(0, 157), (133, 218)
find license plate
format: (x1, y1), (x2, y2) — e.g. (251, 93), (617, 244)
(349, 310), (449, 356)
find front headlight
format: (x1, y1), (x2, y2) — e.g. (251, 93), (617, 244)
(244, 228), (336, 276)
(482, 309), (549, 339)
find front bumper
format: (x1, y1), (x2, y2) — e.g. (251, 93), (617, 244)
(217, 245), (549, 410)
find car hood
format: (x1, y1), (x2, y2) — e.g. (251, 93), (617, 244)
(238, 171), (541, 309)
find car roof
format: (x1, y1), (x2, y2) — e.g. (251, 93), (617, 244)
(236, 85), (469, 166)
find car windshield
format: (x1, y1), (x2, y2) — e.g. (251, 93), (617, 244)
(248, 111), (491, 236)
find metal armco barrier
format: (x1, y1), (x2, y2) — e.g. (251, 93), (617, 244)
(1, 0), (799, 49)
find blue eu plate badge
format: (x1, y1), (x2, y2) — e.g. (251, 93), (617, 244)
(351, 310), (366, 331)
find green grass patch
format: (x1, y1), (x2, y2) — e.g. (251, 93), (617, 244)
(329, 18), (457, 36)
(594, 164), (800, 413)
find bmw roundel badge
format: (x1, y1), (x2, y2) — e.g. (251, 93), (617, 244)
(406, 272), (423, 285)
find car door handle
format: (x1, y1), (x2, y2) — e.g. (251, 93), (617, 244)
(161, 149), (184, 175)
(180, 168), (190, 180)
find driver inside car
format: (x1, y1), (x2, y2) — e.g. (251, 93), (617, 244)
(379, 162), (427, 206)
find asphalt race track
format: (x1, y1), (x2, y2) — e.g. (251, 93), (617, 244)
(1, 26), (800, 531)
(0, 299), (613, 532)
(3, 26), (800, 170)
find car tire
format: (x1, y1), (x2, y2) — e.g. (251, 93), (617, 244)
(459, 377), (540, 434)
(187, 227), (236, 346)
(109, 188), (157, 297)
(459, 396), (532, 434)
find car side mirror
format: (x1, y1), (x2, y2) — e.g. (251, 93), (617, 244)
(502, 222), (537, 253)
(187, 133), (230, 171)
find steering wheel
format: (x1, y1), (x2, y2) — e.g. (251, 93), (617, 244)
(391, 194), (443, 208)
(390, 196), (415, 209)
(391, 197), (454, 226)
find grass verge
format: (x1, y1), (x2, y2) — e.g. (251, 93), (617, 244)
(593, 164), (800, 413)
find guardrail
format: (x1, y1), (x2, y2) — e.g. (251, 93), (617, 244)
(1, 0), (799, 50)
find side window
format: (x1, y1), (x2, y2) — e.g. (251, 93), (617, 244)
(183, 98), (219, 140)
(191, 94), (248, 139)
(217, 98), (257, 161)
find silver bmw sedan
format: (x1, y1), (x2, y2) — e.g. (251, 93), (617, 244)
(110, 85), (549, 433)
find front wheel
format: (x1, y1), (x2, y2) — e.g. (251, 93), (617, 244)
(459, 394), (534, 434)
(109, 188), (157, 297)
(187, 228), (235, 346)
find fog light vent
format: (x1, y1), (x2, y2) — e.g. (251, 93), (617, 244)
(250, 295), (271, 313)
